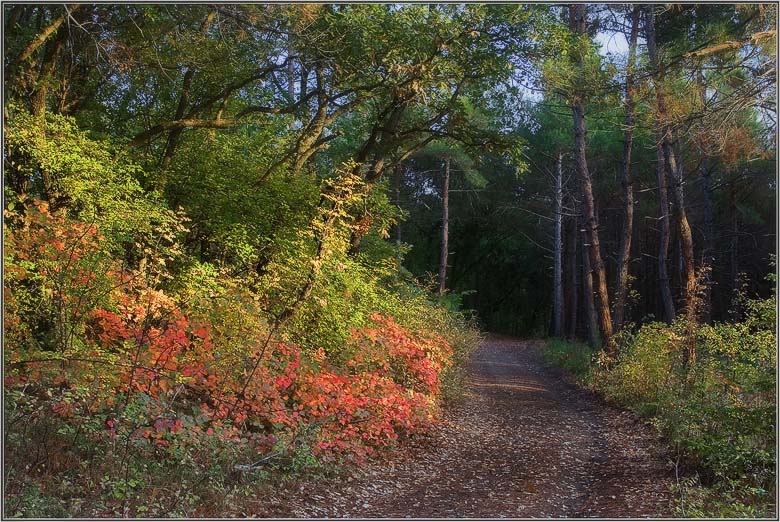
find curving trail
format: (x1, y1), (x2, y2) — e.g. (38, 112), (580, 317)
(251, 337), (676, 518)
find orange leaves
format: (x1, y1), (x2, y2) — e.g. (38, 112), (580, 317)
(349, 314), (453, 396)
(90, 309), (131, 346)
(52, 401), (76, 418)
(4, 201), (452, 464)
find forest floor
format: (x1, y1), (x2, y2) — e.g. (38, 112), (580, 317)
(243, 336), (677, 518)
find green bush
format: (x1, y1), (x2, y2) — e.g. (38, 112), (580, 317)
(542, 338), (593, 377)
(544, 289), (776, 518)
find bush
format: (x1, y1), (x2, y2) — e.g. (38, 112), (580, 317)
(544, 290), (776, 518)
(3, 111), (481, 516)
(3, 205), (467, 515)
(542, 338), (593, 377)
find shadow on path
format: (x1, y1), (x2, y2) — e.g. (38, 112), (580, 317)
(255, 336), (676, 518)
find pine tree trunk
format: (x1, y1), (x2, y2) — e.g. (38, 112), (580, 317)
(701, 163), (714, 322)
(569, 4), (612, 347)
(582, 224), (599, 348)
(656, 141), (676, 323)
(613, 6), (640, 332)
(645, 5), (696, 324)
(730, 181), (739, 298)
(438, 156), (450, 296)
(697, 69), (714, 323)
(567, 211), (579, 340)
(645, 6), (675, 324)
(552, 151), (564, 337)
(664, 117), (696, 322)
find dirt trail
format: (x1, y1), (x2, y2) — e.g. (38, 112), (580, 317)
(253, 337), (676, 518)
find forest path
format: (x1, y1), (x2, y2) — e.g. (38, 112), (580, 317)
(255, 337), (676, 518)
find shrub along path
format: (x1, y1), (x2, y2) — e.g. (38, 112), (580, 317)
(247, 336), (676, 517)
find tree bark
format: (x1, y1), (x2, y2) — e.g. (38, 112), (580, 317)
(566, 211), (579, 340)
(700, 163), (714, 322)
(582, 223), (599, 348)
(287, 31), (296, 103)
(645, 5), (696, 323)
(5, 5), (24, 34)
(160, 10), (217, 170)
(13, 5), (78, 65)
(569, 4), (612, 347)
(644, 6), (675, 324)
(730, 181), (740, 298)
(697, 69), (714, 323)
(29, 21), (66, 118)
(664, 99), (696, 322)
(347, 81), (464, 254)
(613, 6), (640, 332)
(438, 156), (451, 296)
(655, 141), (676, 323)
(552, 151), (564, 337)
(27, 7), (83, 200)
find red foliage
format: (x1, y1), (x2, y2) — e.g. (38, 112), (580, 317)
(85, 302), (447, 461)
(5, 203), (454, 464)
(349, 313), (453, 395)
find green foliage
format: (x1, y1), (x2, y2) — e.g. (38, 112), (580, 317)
(544, 288), (777, 518)
(540, 18), (617, 104)
(162, 129), (317, 267)
(543, 339), (593, 377)
(5, 109), (181, 257)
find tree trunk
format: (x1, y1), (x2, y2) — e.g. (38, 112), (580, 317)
(287, 31), (296, 103)
(656, 141), (676, 323)
(582, 224), (599, 348)
(569, 4), (612, 347)
(697, 69), (714, 323)
(5, 5), (24, 34)
(14, 5), (76, 65)
(613, 6), (640, 332)
(645, 5), (696, 323)
(552, 151), (564, 337)
(646, 6), (697, 367)
(30, 24), (65, 118)
(730, 181), (740, 298)
(160, 10), (216, 170)
(567, 211), (579, 340)
(700, 163), (714, 322)
(644, 7), (675, 324)
(438, 156), (451, 296)
(395, 163), (403, 269)
(28, 8), (78, 201)
(664, 106), (696, 321)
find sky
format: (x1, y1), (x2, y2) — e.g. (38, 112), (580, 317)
(595, 30), (630, 57)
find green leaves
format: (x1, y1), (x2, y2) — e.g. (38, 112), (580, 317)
(5, 108), (183, 260)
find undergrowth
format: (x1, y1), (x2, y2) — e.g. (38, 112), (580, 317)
(543, 285), (777, 518)
(3, 110), (481, 517)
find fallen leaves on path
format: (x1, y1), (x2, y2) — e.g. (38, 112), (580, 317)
(244, 337), (676, 518)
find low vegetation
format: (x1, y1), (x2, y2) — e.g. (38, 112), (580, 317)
(544, 284), (776, 517)
(3, 111), (480, 518)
